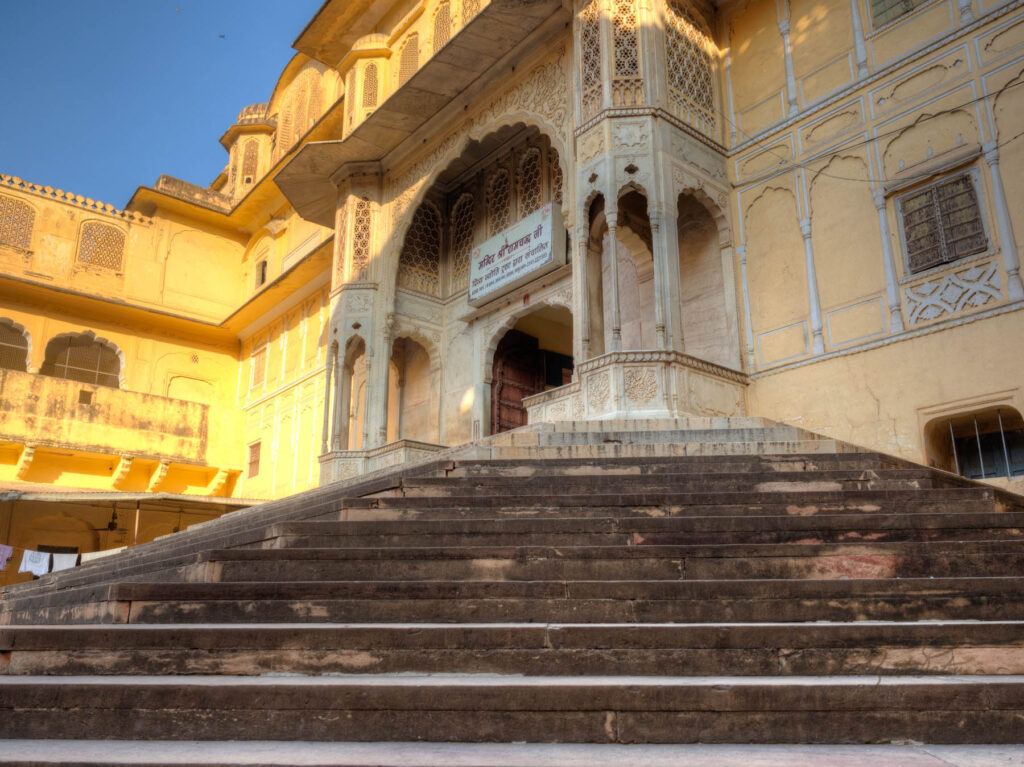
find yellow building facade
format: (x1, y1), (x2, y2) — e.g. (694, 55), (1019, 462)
(2, 0), (1023, 586)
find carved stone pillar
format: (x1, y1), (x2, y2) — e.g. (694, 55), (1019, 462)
(737, 245), (757, 370)
(957, 0), (974, 24)
(799, 218), (825, 354)
(872, 188), (905, 333)
(320, 347), (334, 455)
(606, 211), (623, 351)
(850, 0), (870, 79)
(334, 353), (352, 451)
(367, 321), (393, 447)
(648, 207), (668, 349)
(575, 222), (593, 361)
(983, 141), (1024, 300)
(778, 19), (799, 117)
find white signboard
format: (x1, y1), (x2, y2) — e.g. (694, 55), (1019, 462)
(468, 203), (566, 306)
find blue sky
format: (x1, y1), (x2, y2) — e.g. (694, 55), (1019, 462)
(1, 0), (324, 207)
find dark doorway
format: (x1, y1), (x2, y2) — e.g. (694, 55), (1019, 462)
(490, 328), (575, 434)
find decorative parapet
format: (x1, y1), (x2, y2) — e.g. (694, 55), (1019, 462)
(152, 175), (233, 213)
(319, 439), (447, 486)
(524, 350), (749, 423)
(0, 174), (151, 225)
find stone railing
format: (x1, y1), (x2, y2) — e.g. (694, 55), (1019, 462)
(524, 350), (749, 422)
(319, 439), (447, 485)
(0, 174), (151, 225)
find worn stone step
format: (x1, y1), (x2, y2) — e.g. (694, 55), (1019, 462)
(444, 453), (898, 477)
(9, 576), (1024, 625)
(0, 740), (1018, 767)
(4, 621), (1024, 677)
(380, 470), (946, 497)
(2, 674), (1023, 743)
(349, 487), (999, 511)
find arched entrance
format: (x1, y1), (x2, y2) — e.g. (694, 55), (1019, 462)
(490, 305), (573, 434)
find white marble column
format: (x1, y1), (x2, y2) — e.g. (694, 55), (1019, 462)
(872, 188), (905, 333)
(850, 0), (869, 79)
(606, 211), (623, 351)
(655, 206), (684, 352)
(983, 141), (1024, 300)
(648, 207), (668, 349)
(800, 218), (825, 354)
(778, 19), (799, 117)
(737, 245), (757, 370)
(320, 347), (335, 454)
(957, 0), (974, 24)
(335, 355), (352, 450)
(575, 222), (593, 360)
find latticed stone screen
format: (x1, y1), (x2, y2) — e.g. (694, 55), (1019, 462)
(41, 334), (121, 388)
(434, 1), (451, 52)
(613, 0), (640, 77)
(0, 320), (29, 372)
(242, 140), (259, 182)
(463, 0), (481, 20)
(77, 222), (126, 271)
(0, 195), (35, 251)
(363, 64), (379, 108)
(250, 342), (267, 389)
(901, 173), (987, 274)
(518, 149), (543, 216)
(666, 2), (716, 133)
(346, 70), (357, 131)
(399, 34), (419, 86)
(487, 169), (512, 236)
(352, 201), (372, 279)
(450, 194), (475, 291)
(399, 203), (442, 296)
(549, 148), (563, 205)
(579, 0), (603, 119)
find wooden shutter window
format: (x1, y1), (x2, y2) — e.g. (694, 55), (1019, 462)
(901, 173), (986, 275)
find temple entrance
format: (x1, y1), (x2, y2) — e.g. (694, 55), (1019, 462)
(489, 306), (574, 434)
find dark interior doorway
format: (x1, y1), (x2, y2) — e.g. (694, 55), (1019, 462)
(490, 328), (574, 434)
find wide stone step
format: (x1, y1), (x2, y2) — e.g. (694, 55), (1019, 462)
(380, 470), (946, 497)
(192, 541), (1024, 582)
(350, 487), (1000, 511)
(4, 621), (1023, 677)
(445, 453), (896, 477)
(2, 674), (1022, 743)
(488, 439), (855, 459)
(0, 740), (1017, 767)
(10, 576), (1024, 625)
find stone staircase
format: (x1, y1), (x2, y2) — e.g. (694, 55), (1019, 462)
(2, 418), (1023, 765)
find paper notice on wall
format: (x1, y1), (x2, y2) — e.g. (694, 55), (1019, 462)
(18, 550), (51, 577)
(469, 203), (566, 307)
(0, 544), (12, 571)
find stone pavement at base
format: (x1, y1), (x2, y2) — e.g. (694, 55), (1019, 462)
(0, 742), (1021, 767)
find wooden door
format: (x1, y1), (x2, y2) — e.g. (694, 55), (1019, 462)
(490, 330), (544, 434)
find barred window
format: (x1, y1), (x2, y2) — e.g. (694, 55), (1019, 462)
(0, 319), (29, 372)
(241, 140), (259, 184)
(247, 441), (261, 478)
(450, 193), (475, 292)
(250, 341), (267, 389)
(899, 173), (987, 274)
(666, 2), (716, 131)
(362, 64), (379, 108)
(352, 200), (372, 278)
(433, 1), (451, 52)
(399, 34), (419, 86)
(40, 333), (121, 388)
(0, 195), (34, 251)
(398, 203), (441, 296)
(518, 148), (543, 217)
(613, 0), (640, 78)
(487, 169), (512, 236)
(872, 0), (931, 26)
(579, 0), (603, 119)
(77, 222), (125, 271)
(549, 147), (564, 205)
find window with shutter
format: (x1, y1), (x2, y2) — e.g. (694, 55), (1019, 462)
(900, 173), (987, 275)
